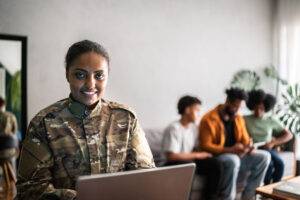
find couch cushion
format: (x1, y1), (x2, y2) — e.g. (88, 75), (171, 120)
(144, 128), (166, 166)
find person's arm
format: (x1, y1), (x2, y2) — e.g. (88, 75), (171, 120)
(264, 129), (293, 150)
(274, 129), (293, 145)
(199, 119), (225, 154)
(264, 117), (293, 150)
(125, 118), (155, 170)
(166, 151), (212, 162)
(16, 120), (77, 200)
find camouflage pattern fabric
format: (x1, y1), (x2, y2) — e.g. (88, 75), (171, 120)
(0, 161), (17, 200)
(0, 111), (18, 136)
(16, 98), (155, 200)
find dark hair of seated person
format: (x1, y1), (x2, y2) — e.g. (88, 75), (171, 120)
(65, 40), (110, 72)
(225, 87), (248, 102)
(246, 89), (276, 112)
(177, 95), (202, 115)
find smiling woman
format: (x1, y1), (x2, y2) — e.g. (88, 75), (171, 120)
(66, 53), (108, 107)
(16, 40), (155, 200)
(65, 40), (110, 108)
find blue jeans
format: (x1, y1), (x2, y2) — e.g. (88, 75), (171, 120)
(264, 149), (284, 184)
(216, 150), (271, 200)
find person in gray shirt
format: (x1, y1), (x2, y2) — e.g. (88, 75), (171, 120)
(162, 96), (223, 200)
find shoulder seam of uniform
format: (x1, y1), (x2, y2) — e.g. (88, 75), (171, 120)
(33, 98), (69, 120)
(107, 101), (136, 117)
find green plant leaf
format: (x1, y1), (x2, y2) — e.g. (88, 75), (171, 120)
(7, 70), (21, 113)
(277, 83), (300, 135)
(230, 70), (261, 91)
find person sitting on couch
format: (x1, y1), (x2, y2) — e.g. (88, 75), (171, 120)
(162, 95), (223, 200)
(199, 88), (271, 200)
(244, 89), (293, 184)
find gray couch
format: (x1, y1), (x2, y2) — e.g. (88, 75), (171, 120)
(144, 128), (297, 200)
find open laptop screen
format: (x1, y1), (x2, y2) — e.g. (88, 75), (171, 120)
(77, 163), (195, 200)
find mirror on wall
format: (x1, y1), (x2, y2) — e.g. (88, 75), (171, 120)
(0, 34), (27, 139)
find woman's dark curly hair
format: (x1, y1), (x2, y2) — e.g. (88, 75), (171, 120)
(65, 40), (110, 71)
(263, 94), (276, 112)
(246, 89), (276, 112)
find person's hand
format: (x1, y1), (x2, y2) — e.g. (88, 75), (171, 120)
(244, 145), (255, 155)
(194, 152), (213, 160)
(231, 143), (245, 154)
(242, 138), (254, 153)
(245, 138), (255, 154)
(249, 138), (253, 147)
(231, 143), (255, 157)
(263, 140), (275, 150)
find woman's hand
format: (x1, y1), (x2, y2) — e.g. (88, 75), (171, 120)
(262, 138), (276, 150)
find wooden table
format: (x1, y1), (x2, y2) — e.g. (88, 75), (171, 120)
(256, 176), (300, 200)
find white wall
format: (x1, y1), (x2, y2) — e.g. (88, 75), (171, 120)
(0, 0), (274, 129)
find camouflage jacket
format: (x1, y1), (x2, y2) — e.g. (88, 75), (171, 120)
(0, 111), (18, 136)
(16, 98), (155, 200)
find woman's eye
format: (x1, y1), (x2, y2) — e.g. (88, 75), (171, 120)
(75, 72), (86, 80)
(95, 73), (105, 80)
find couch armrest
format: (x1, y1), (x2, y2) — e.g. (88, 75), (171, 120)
(277, 151), (296, 179)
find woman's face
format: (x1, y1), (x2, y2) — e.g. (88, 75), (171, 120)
(66, 52), (109, 107)
(254, 103), (265, 118)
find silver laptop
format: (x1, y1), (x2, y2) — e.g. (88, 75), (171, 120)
(77, 163), (195, 200)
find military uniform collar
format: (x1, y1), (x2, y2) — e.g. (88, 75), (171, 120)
(68, 95), (102, 119)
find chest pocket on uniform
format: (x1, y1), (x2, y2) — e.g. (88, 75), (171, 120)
(44, 119), (79, 155)
(44, 118), (85, 178)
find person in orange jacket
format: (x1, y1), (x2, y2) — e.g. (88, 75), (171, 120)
(199, 88), (271, 200)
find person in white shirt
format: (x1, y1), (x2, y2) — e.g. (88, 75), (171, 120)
(162, 95), (223, 200)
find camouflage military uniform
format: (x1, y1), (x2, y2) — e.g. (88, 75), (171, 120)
(0, 111), (18, 136)
(16, 98), (155, 200)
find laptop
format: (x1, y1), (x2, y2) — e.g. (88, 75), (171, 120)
(77, 163), (195, 200)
